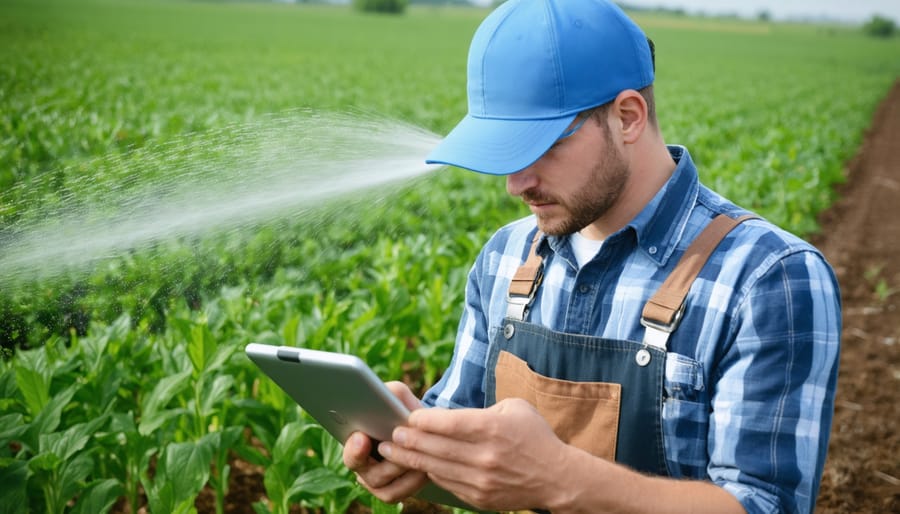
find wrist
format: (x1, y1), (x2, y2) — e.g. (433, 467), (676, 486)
(542, 445), (656, 514)
(541, 444), (594, 513)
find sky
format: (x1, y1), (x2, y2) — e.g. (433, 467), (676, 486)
(616, 0), (900, 24)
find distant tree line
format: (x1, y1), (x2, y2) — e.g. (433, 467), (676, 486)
(863, 15), (896, 38)
(411, 0), (473, 5)
(354, 0), (407, 13)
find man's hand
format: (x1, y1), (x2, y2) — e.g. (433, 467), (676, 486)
(342, 381), (429, 503)
(354, 394), (746, 514)
(378, 397), (570, 511)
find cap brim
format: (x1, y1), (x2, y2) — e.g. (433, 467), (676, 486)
(425, 113), (577, 176)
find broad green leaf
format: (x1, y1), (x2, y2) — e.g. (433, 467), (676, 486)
(200, 374), (234, 417)
(0, 413), (27, 445)
(144, 439), (213, 514)
(158, 440), (214, 505)
(138, 367), (191, 436)
(186, 321), (216, 375)
(263, 421), (318, 511)
(13, 362), (50, 418)
(282, 314), (300, 348)
(262, 466), (290, 511)
(144, 479), (176, 514)
(0, 460), (29, 514)
(254, 371), (287, 413)
(71, 479), (123, 514)
(58, 452), (96, 509)
(0, 370), (19, 409)
(319, 428), (346, 471)
(251, 500), (272, 514)
(78, 330), (114, 380)
(173, 497), (200, 514)
(39, 415), (107, 462)
(204, 343), (237, 378)
(271, 421), (316, 462)
(203, 425), (244, 452)
(137, 406), (190, 438)
(28, 451), (62, 472)
(286, 467), (353, 500)
(22, 384), (78, 452)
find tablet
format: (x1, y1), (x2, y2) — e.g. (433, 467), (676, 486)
(244, 343), (477, 511)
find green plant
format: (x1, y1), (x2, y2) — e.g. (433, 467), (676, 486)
(1, 1), (899, 512)
(140, 437), (215, 514)
(353, 0), (409, 15)
(863, 264), (897, 302)
(863, 14), (896, 38)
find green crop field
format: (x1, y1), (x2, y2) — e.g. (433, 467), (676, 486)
(1, 0), (898, 512)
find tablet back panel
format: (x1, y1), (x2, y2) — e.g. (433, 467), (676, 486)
(245, 343), (481, 511)
(245, 343), (409, 444)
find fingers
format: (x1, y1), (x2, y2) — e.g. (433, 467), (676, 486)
(343, 380), (421, 471)
(385, 380), (422, 412)
(386, 424), (476, 465)
(406, 404), (508, 443)
(388, 399), (557, 480)
(357, 466), (429, 504)
(407, 398), (540, 437)
(343, 431), (374, 470)
(344, 431), (429, 503)
(380, 435), (475, 481)
(343, 432), (402, 485)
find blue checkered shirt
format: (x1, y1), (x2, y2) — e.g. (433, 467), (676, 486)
(422, 146), (841, 514)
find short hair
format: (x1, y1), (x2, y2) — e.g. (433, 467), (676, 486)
(643, 38), (657, 125)
(587, 38), (658, 127)
(588, 85), (657, 128)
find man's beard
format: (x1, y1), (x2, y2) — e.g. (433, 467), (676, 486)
(524, 142), (630, 237)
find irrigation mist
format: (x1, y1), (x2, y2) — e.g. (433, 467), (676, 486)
(0, 111), (443, 287)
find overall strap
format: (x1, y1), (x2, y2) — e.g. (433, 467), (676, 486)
(504, 214), (758, 338)
(640, 214), (758, 349)
(507, 229), (544, 320)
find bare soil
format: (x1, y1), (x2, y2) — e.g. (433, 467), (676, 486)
(812, 79), (900, 513)
(124, 81), (900, 514)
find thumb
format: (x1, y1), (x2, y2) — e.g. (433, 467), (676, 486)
(386, 381), (423, 412)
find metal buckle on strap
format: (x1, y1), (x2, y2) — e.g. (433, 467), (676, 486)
(506, 266), (544, 321)
(506, 295), (531, 321)
(640, 302), (685, 349)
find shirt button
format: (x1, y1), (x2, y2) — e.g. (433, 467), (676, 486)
(648, 246), (658, 255)
(578, 284), (591, 294)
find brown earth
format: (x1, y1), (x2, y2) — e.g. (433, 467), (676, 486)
(812, 79), (900, 513)
(124, 81), (900, 514)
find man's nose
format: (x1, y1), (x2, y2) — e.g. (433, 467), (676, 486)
(506, 165), (538, 196)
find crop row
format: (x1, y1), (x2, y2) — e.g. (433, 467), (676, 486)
(2, 1), (899, 512)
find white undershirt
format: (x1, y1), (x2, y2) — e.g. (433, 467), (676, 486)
(569, 231), (604, 268)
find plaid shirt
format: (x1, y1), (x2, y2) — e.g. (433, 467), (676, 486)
(422, 146), (841, 514)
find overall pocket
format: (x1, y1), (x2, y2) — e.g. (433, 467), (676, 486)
(495, 350), (622, 461)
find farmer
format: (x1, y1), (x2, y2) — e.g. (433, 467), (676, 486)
(344, 0), (841, 512)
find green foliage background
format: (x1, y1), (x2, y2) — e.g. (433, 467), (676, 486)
(1, 0), (899, 512)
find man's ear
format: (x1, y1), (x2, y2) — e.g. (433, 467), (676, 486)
(612, 90), (648, 144)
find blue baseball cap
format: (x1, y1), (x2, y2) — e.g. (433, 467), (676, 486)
(426, 0), (655, 175)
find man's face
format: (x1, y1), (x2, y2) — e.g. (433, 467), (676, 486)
(505, 113), (630, 237)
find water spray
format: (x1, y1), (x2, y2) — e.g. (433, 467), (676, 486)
(0, 110), (444, 285)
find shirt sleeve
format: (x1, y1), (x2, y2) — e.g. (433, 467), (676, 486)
(421, 251), (492, 409)
(708, 249), (841, 514)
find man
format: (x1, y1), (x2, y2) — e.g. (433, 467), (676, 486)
(344, 1), (841, 512)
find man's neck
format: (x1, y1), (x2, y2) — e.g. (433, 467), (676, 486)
(580, 140), (675, 241)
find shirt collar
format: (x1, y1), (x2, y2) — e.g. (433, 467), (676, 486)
(626, 145), (699, 266)
(541, 145), (699, 267)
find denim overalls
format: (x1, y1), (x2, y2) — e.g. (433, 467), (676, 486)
(484, 214), (754, 477)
